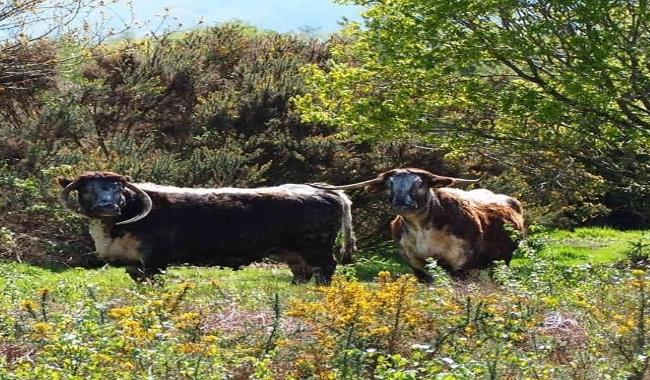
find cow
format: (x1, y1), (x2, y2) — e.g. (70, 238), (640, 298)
(58, 171), (357, 284)
(311, 168), (524, 283)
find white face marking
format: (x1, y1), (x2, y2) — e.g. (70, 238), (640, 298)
(88, 220), (142, 263)
(399, 225), (469, 270)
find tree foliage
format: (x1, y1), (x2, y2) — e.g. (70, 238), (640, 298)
(0, 0), (134, 130)
(296, 0), (650, 226)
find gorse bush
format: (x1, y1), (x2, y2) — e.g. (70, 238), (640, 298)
(2, 22), (636, 269)
(1, 24), (459, 266)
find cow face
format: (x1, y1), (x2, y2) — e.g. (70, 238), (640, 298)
(310, 167), (481, 217)
(383, 172), (433, 215)
(59, 171), (152, 226)
(61, 177), (128, 218)
(363, 169), (458, 216)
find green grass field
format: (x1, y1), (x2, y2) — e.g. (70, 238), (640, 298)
(1, 227), (649, 379)
(517, 227), (647, 266)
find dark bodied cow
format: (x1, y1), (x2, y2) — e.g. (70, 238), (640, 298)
(58, 171), (356, 284)
(312, 168), (524, 282)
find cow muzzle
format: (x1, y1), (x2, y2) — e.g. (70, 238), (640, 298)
(390, 200), (419, 215)
(91, 204), (121, 217)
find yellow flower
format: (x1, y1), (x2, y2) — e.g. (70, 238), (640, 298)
(370, 326), (391, 336)
(37, 287), (51, 298)
(632, 269), (646, 277)
(120, 362), (135, 371)
(275, 338), (290, 348)
(542, 296), (560, 307)
(108, 306), (135, 319)
(93, 353), (113, 363)
(20, 300), (37, 312)
(32, 322), (54, 335)
(377, 271), (392, 282)
(178, 342), (202, 354)
(174, 311), (201, 329)
(147, 300), (164, 309)
(202, 334), (218, 344)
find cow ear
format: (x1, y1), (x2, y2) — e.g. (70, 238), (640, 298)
(365, 181), (386, 193)
(57, 177), (73, 188)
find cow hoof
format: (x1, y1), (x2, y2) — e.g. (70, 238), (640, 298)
(126, 267), (164, 285)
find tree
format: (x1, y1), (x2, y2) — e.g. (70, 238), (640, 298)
(296, 0), (650, 226)
(0, 0), (133, 125)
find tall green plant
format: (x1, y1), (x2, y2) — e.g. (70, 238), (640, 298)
(296, 0), (650, 227)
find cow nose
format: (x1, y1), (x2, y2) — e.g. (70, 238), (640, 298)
(91, 203), (120, 216)
(392, 198), (417, 210)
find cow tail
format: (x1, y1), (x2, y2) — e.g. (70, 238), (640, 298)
(336, 190), (357, 264)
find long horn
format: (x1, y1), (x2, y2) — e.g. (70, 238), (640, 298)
(60, 180), (82, 208)
(448, 172), (486, 186)
(116, 183), (153, 226)
(308, 177), (383, 190)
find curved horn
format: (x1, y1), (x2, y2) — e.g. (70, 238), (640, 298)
(116, 183), (153, 226)
(59, 180), (82, 208)
(308, 177), (383, 191)
(448, 172), (486, 186)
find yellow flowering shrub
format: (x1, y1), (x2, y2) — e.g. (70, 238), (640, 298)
(3, 240), (650, 379)
(284, 271), (425, 378)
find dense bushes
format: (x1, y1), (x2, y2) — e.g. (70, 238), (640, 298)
(0, 22), (643, 266)
(0, 25), (454, 266)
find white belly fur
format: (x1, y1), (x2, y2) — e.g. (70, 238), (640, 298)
(88, 220), (142, 263)
(400, 226), (468, 270)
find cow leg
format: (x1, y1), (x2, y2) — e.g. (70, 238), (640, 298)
(398, 249), (434, 284)
(277, 252), (314, 284)
(289, 260), (314, 285)
(291, 266), (314, 284)
(411, 267), (434, 284)
(450, 268), (470, 280)
(304, 251), (337, 285)
(125, 263), (167, 284)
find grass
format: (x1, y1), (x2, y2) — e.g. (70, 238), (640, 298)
(532, 227), (647, 265)
(0, 227), (643, 292)
(353, 227), (648, 272)
(1, 227), (650, 378)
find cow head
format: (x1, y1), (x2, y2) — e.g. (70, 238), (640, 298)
(58, 171), (152, 225)
(313, 168), (482, 216)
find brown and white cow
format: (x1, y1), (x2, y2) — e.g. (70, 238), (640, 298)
(312, 168), (524, 282)
(58, 171), (356, 284)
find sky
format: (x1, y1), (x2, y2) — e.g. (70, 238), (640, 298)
(105, 0), (365, 36)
